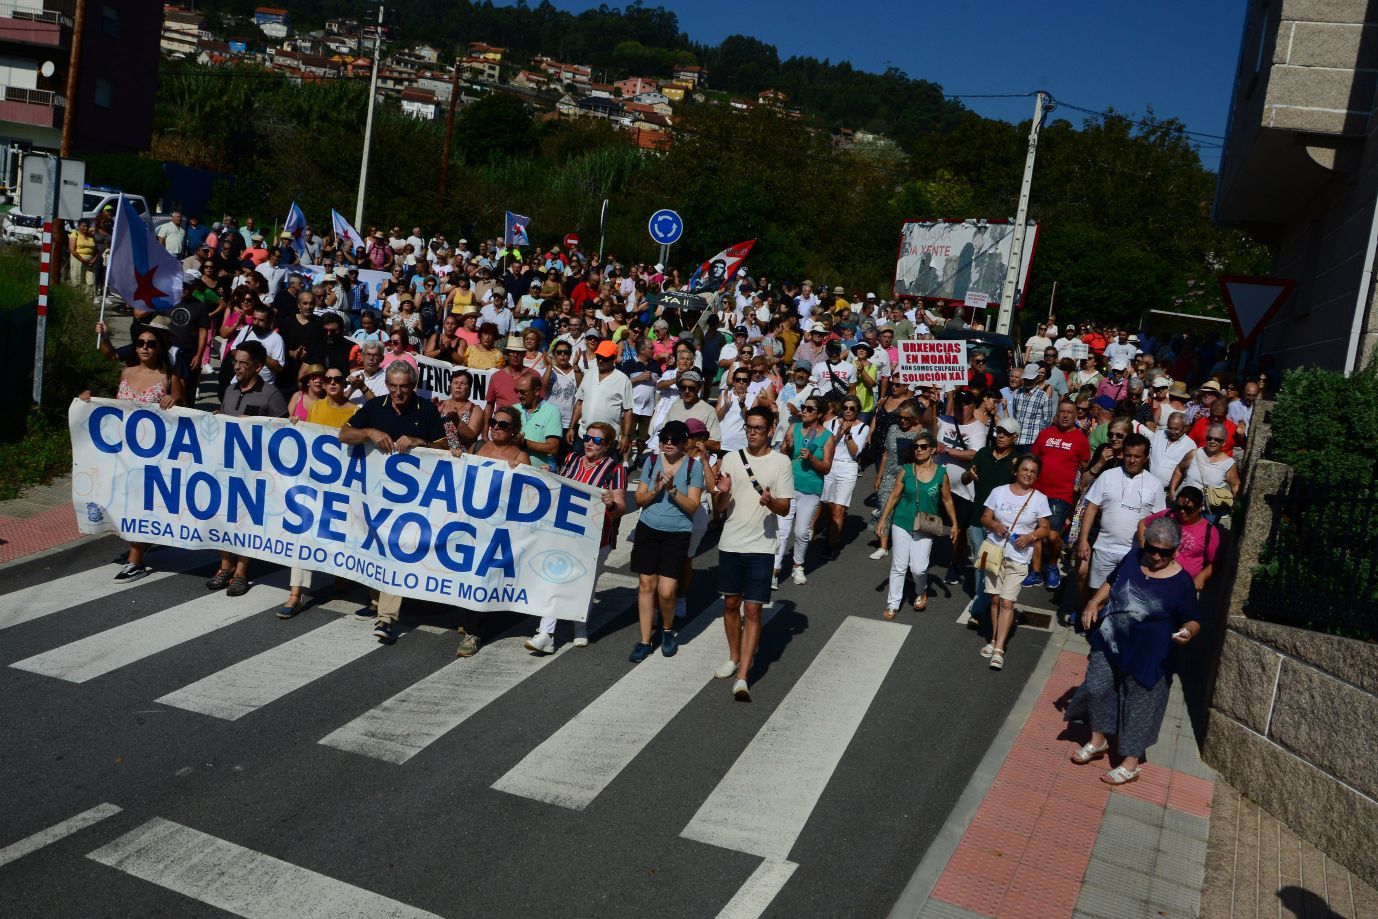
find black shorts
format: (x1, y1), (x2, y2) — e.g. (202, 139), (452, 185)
(717, 550), (774, 605)
(630, 521), (691, 579)
(952, 494), (973, 529)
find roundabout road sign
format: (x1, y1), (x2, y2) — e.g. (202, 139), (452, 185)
(648, 209), (683, 246)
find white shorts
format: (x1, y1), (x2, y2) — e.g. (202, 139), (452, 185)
(1089, 546), (1129, 589)
(688, 504), (710, 557)
(822, 465), (859, 506)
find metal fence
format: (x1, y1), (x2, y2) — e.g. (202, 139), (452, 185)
(1246, 476), (1378, 641)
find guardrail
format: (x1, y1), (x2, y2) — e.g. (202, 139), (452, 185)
(1, 85), (66, 107)
(0, 1), (74, 27)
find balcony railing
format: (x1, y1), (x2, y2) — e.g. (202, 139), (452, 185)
(0, 1), (74, 28)
(1, 84), (65, 107)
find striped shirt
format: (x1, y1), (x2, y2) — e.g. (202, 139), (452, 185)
(558, 454), (627, 548)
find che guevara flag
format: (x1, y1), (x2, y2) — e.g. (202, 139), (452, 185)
(688, 239), (756, 294)
(106, 195), (183, 312)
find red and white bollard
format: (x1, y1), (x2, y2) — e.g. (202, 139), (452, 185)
(33, 220), (51, 404)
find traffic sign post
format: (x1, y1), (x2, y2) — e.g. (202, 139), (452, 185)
(648, 209), (683, 268)
(1217, 275), (1296, 348)
(564, 233), (579, 249)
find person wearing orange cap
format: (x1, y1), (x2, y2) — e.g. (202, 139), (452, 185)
(568, 339), (634, 458)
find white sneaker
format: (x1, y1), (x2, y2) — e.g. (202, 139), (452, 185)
(732, 679), (751, 701)
(770, 573), (779, 591)
(572, 622), (588, 648)
(675, 598), (687, 619)
(791, 568), (807, 586)
(714, 659), (738, 680)
(869, 548), (887, 560)
(524, 632), (555, 655)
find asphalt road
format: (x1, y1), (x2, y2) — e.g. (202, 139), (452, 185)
(0, 487), (1052, 918)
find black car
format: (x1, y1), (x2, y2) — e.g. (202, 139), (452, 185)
(936, 328), (1017, 391)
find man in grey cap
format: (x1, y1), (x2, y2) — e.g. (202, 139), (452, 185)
(665, 368), (721, 450)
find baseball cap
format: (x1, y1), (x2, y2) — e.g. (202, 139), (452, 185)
(916, 323), (930, 335)
(995, 417), (1021, 435)
(678, 368), (704, 385)
(1152, 376), (1173, 389)
(1021, 364), (1041, 380)
(733, 324), (748, 336)
(684, 418), (709, 437)
(584, 329), (601, 340)
(1093, 395), (1117, 411)
(793, 360), (813, 373)
(866, 292), (876, 300)
(594, 340), (619, 358)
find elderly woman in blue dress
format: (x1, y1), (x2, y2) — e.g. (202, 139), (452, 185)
(1065, 515), (1200, 785)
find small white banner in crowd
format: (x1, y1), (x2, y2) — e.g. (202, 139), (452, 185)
(897, 340), (969, 387)
(69, 399), (604, 619)
(963, 291), (990, 310)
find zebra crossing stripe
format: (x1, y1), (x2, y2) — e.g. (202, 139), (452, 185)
(318, 635), (563, 764)
(715, 860), (799, 919)
(0, 551), (210, 633)
(0, 803), (122, 869)
(493, 602), (777, 811)
(87, 817), (440, 919)
(681, 616), (908, 860)
(156, 618), (382, 721)
(10, 570), (290, 683)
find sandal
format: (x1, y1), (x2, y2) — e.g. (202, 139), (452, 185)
(882, 608), (898, 621)
(911, 595), (927, 612)
(979, 643), (996, 658)
(205, 568), (233, 591)
(1102, 765), (1141, 785)
(226, 576), (249, 598)
(989, 650), (1005, 670)
(1071, 741), (1109, 765)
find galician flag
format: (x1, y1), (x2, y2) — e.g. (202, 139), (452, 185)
(331, 208), (365, 254)
(284, 202), (308, 257)
(106, 195), (183, 312)
(505, 211), (530, 246)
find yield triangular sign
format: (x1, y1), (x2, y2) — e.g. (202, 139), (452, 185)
(1217, 275), (1296, 346)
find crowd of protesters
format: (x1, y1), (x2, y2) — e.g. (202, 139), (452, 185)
(82, 212), (1261, 743)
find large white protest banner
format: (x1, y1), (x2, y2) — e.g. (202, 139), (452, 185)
(897, 340), (969, 387)
(69, 399), (603, 620)
(894, 220), (1039, 304)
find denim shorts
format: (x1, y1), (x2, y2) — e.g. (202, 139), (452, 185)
(1046, 497), (1072, 532)
(718, 551), (774, 605)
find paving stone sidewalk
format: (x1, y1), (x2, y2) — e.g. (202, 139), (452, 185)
(0, 476), (84, 565)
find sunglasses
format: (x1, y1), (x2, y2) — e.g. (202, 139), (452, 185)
(489, 419), (514, 431)
(1142, 545), (1176, 558)
(324, 375), (345, 382)
(733, 377), (749, 384)
(585, 435), (607, 446)
(1109, 431), (1126, 438)
(135, 339), (159, 348)
(390, 339), (404, 345)
(802, 405), (820, 412)
(662, 434), (687, 445)
(1205, 436), (1226, 443)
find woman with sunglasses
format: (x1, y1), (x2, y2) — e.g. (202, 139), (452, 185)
(1168, 421), (1240, 522)
(878, 429), (959, 618)
(476, 406), (530, 468)
(1138, 486), (1218, 594)
(870, 400), (922, 559)
(287, 364), (327, 422)
(1066, 516), (1199, 785)
(435, 370), (486, 452)
(84, 320), (184, 582)
(630, 420), (705, 662)
(821, 397), (871, 559)
(774, 396), (835, 587)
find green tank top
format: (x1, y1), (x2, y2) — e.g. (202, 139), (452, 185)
(789, 422), (833, 495)
(893, 463), (946, 531)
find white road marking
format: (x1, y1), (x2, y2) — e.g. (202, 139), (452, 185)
(493, 601), (776, 810)
(0, 803), (122, 869)
(681, 615), (908, 860)
(0, 551), (210, 632)
(155, 618), (381, 721)
(87, 817), (440, 919)
(715, 860), (800, 919)
(318, 636), (564, 764)
(10, 571), (289, 683)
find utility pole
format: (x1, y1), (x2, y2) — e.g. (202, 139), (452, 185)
(996, 90), (1051, 339)
(354, 2), (384, 229)
(438, 56), (460, 206)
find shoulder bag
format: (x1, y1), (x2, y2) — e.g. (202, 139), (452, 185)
(911, 465), (952, 538)
(978, 487), (1036, 579)
(1196, 451), (1235, 513)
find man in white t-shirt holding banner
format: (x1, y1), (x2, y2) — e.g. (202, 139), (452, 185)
(1077, 432), (1165, 592)
(712, 406), (795, 702)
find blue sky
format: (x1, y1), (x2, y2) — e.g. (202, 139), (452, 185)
(534, 0), (1248, 169)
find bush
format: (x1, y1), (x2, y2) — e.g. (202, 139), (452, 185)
(0, 409), (73, 500)
(1267, 360), (1378, 485)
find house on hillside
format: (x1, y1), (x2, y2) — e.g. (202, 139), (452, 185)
(468, 42), (506, 62)
(323, 35), (357, 55)
(659, 81), (690, 102)
(556, 94), (579, 119)
(254, 6), (290, 39)
(325, 18), (359, 34)
(400, 88), (438, 120)
(615, 76), (658, 98)
(577, 96), (623, 120)
(633, 127), (671, 152)
(587, 83), (614, 99)
(757, 88), (788, 110)
(672, 64), (705, 87)
(631, 92), (672, 115)
(415, 74), (453, 104)
(729, 98), (753, 113)
(540, 59), (591, 88)
(410, 44), (439, 63)
(461, 56), (500, 83)
(512, 70), (549, 91)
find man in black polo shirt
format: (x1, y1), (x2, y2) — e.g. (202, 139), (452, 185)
(339, 361), (446, 644)
(207, 341), (288, 598)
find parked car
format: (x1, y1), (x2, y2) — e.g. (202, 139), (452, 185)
(1, 186), (158, 244)
(936, 327), (1017, 391)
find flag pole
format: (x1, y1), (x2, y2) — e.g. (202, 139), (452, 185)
(96, 194), (123, 347)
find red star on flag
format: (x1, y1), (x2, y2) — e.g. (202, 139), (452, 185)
(132, 265), (167, 310)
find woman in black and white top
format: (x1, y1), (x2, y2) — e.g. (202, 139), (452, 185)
(822, 395), (871, 559)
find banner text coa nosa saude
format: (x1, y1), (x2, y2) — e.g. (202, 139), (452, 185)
(68, 399), (604, 619)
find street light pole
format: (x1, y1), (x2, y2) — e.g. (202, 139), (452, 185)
(354, 2), (384, 229)
(996, 90), (1051, 338)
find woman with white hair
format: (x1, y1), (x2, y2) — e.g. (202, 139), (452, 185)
(1168, 421), (1241, 521)
(1066, 515), (1200, 785)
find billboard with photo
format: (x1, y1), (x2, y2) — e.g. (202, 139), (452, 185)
(893, 219), (1039, 306)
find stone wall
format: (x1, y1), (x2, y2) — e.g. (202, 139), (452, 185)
(1203, 401), (1378, 889)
